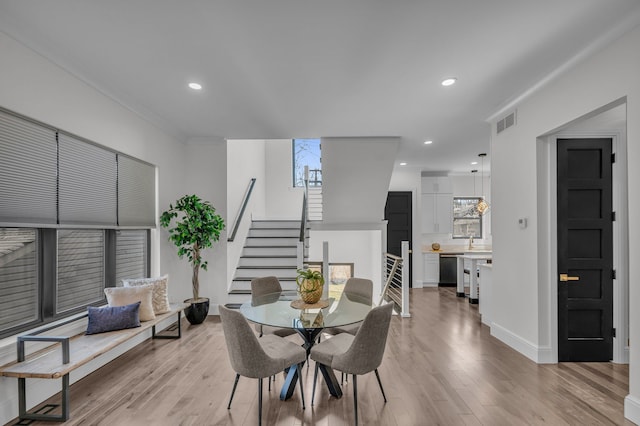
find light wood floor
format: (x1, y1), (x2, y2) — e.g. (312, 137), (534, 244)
(15, 288), (632, 425)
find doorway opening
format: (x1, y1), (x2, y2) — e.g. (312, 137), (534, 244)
(538, 99), (628, 363)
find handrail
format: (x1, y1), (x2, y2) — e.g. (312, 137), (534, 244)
(227, 178), (256, 242)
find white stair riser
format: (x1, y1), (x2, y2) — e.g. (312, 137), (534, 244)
(243, 247), (297, 256)
(249, 228), (299, 237)
(251, 221), (300, 229)
(246, 237), (299, 246)
(239, 257), (297, 267)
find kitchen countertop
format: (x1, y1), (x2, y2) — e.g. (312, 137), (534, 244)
(422, 245), (492, 254)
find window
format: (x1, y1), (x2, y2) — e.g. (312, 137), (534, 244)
(115, 230), (149, 283)
(0, 228), (39, 333)
(452, 197), (482, 239)
(0, 106), (155, 338)
(307, 262), (354, 300)
(292, 139), (322, 187)
(0, 228), (150, 338)
(57, 230), (105, 313)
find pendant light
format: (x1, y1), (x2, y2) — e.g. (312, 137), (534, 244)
(476, 153), (490, 215)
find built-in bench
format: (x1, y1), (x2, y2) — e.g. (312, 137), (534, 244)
(0, 303), (187, 423)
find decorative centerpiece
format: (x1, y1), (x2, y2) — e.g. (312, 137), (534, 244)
(296, 268), (324, 304)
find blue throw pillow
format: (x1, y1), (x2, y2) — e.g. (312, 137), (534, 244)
(86, 302), (141, 335)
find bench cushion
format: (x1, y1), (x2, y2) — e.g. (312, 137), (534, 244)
(86, 302), (141, 335)
(104, 284), (155, 321)
(122, 275), (171, 314)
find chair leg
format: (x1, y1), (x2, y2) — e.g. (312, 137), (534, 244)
(353, 374), (358, 426)
(374, 369), (387, 402)
(228, 373), (240, 409)
(311, 362), (319, 406)
(297, 363), (306, 409)
(258, 378), (263, 425)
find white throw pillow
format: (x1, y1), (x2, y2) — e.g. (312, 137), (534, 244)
(122, 275), (171, 315)
(104, 284), (156, 321)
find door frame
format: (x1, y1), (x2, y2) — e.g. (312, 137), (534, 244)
(541, 130), (628, 363)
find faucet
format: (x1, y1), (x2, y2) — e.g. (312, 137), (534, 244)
(468, 236), (474, 249)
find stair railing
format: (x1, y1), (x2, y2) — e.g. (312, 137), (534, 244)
(228, 178), (256, 242)
(380, 241), (411, 317)
(297, 167), (309, 269)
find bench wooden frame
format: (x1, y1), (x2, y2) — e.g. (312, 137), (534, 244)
(0, 303), (186, 423)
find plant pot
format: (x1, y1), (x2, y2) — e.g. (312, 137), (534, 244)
(299, 279), (323, 304)
(184, 298), (209, 325)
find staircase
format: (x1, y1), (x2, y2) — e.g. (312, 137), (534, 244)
(228, 220), (307, 304)
(308, 186), (323, 221)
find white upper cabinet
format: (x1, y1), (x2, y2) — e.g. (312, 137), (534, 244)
(421, 176), (452, 194)
(421, 176), (453, 234)
(421, 192), (453, 234)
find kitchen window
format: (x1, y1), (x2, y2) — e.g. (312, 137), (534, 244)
(452, 197), (482, 239)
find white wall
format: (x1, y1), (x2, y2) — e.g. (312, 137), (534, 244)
(0, 31), (195, 424)
(264, 139), (303, 219)
(226, 139), (267, 284)
(185, 140), (228, 309)
(322, 137), (399, 224)
(308, 230), (383, 298)
(488, 23), (640, 423)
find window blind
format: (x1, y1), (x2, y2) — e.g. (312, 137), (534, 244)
(0, 110), (57, 225)
(0, 229), (39, 331)
(58, 133), (117, 226)
(118, 155), (156, 227)
(56, 230), (105, 313)
(115, 230), (149, 283)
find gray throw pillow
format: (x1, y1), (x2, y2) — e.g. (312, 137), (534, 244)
(86, 302), (141, 335)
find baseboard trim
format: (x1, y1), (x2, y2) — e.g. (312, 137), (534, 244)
(624, 394), (640, 424)
(491, 322), (555, 364)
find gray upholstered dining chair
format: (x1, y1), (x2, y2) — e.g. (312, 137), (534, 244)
(219, 305), (306, 425)
(323, 277), (373, 336)
(251, 276), (298, 338)
(310, 302), (394, 425)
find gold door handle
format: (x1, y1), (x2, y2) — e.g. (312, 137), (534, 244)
(559, 273), (579, 282)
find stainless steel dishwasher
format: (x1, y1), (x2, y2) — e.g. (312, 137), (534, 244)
(439, 253), (461, 286)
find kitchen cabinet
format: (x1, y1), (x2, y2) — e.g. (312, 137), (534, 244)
(421, 193), (453, 233)
(423, 252), (439, 286)
(421, 176), (452, 194)
(421, 176), (453, 234)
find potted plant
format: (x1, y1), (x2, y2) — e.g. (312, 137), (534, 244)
(160, 194), (225, 324)
(296, 268), (325, 304)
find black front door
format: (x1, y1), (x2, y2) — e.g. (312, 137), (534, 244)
(384, 191), (412, 285)
(557, 138), (613, 362)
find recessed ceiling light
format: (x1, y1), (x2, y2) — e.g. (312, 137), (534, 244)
(441, 78), (457, 87)
(188, 82), (202, 90)
(471, 161), (478, 165)
(424, 140), (433, 145)
(400, 162), (407, 166)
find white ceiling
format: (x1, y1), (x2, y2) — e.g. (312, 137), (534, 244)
(1, 0), (639, 173)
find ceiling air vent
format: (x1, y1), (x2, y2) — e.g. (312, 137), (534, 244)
(496, 110), (517, 134)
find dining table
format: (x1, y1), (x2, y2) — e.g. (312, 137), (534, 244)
(240, 290), (373, 401)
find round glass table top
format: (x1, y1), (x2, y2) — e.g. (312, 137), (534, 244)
(240, 290), (373, 330)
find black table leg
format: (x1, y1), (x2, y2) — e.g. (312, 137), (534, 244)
(318, 364), (343, 398)
(279, 327), (323, 400)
